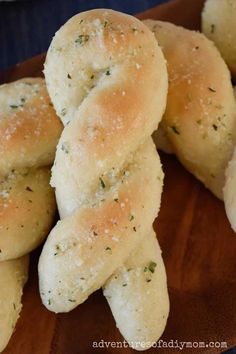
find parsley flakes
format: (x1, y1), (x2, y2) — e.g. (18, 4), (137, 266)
(99, 177), (106, 189)
(144, 261), (157, 274)
(75, 34), (89, 45)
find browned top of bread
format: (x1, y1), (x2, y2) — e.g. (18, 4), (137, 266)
(0, 77), (63, 176)
(145, 20), (236, 199)
(0, 78), (62, 261)
(40, 9), (168, 348)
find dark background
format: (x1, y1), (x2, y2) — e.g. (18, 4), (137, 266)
(0, 0), (167, 70)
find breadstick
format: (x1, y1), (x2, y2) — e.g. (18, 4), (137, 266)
(40, 9), (169, 349)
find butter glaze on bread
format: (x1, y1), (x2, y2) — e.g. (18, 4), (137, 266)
(40, 9), (169, 350)
(145, 20), (236, 199)
(202, 0), (236, 81)
(0, 78), (62, 261)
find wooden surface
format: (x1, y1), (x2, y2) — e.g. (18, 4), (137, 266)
(1, 0), (236, 353)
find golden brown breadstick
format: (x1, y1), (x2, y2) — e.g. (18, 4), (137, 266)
(0, 78), (62, 261)
(145, 20), (236, 199)
(0, 256), (28, 352)
(202, 0), (236, 81)
(40, 9), (169, 349)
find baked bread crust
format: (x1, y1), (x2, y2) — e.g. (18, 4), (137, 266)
(0, 256), (29, 353)
(202, 0), (236, 81)
(224, 88), (236, 231)
(40, 9), (169, 350)
(146, 20), (236, 199)
(0, 78), (62, 261)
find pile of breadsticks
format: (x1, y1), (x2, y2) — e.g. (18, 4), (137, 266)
(38, 1), (236, 351)
(152, 0), (236, 233)
(0, 78), (62, 352)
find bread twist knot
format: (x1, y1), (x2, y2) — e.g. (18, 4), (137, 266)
(0, 78), (62, 261)
(40, 10), (169, 349)
(0, 77), (62, 352)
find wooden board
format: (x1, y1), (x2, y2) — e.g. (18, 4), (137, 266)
(1, 0), (236, 353)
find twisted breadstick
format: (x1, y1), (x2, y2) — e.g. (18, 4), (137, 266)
(0, 78), (61, 352)
(202, 0), (236, 81)
(0, 256), (28, 353)
(223, 88), (236, 231)
(0, 78), (62, 261)
(103, 230), (169, 349)
(40, 9), (169, 349)
(145, 20), (236, 200)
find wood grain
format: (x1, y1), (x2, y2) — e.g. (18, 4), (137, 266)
(1, 0), (236, 353)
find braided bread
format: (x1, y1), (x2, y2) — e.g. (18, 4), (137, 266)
(0, 77), (62, 351)
(39, 9), (169, 349)
(145, 20), (236, 200)
(202, 0), (236, 81)
(0, 78), (62, 261)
